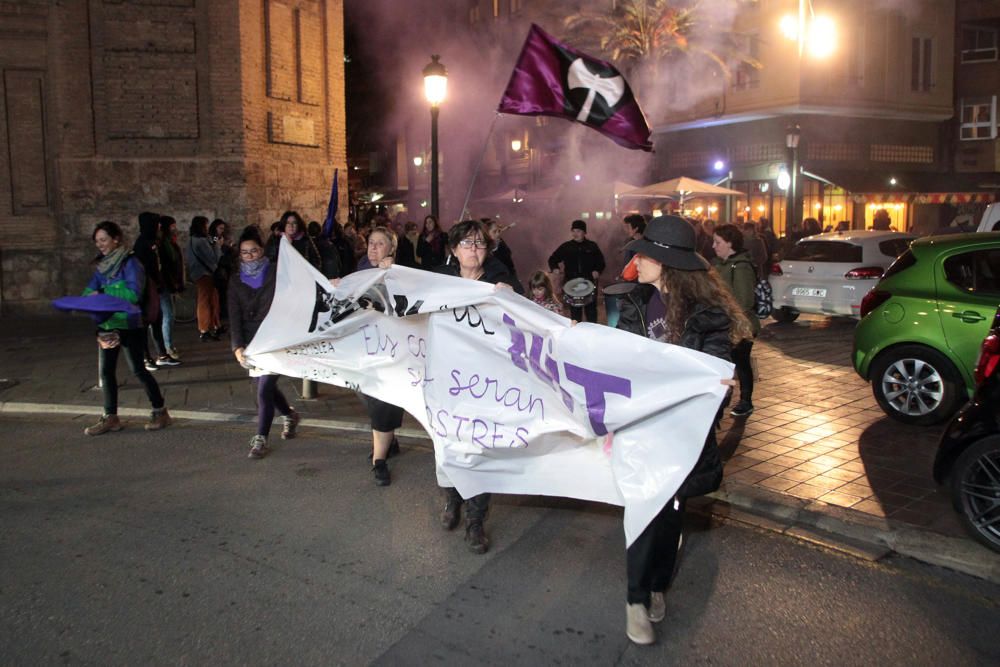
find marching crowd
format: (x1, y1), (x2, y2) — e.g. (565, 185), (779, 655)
(79, 208), (768, 646)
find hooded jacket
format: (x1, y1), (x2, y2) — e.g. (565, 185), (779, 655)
(132, 212), (163, 291)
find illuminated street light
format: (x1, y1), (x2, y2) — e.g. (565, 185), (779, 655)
(777, 169), (790, 191)
(423, 55), (448, 220)
(807, 16), (837, 59)
(413, 156), (423, 167)
(713, 160), (726, 172)
(510, 139), (522, 152)
(780, 2), (836, 59)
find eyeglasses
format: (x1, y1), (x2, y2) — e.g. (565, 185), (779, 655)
(458, 239), (489, 249)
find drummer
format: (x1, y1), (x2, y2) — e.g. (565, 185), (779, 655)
(547, 219), (606, 323)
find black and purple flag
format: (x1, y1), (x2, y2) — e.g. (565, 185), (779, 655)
(497, 24), (652, 151)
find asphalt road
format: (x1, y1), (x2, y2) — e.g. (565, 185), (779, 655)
(1, 415), (998, 666)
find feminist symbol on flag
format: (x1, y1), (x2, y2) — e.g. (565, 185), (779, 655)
(567, 58), (625, 125)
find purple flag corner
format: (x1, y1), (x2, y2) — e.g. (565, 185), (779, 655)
(497, 24), (652, 152)
(321, 168), (339, 239)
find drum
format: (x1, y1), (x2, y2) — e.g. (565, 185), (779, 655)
(563, 278), (596, 308)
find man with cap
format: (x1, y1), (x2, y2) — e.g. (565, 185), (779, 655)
(547, 219), (606, 323)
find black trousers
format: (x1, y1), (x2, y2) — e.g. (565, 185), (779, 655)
(569, 299), (598, 323)
(362, 394), (404, 432)
(444, 486), (491, 522)
(626, 497), (685, 605)
(98, 328), (164, 415)
(732, 338), (754, 402)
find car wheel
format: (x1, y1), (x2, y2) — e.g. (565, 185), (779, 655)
(771, 307), (799, 323)
(870, 345), (965, 425)
(949, 436), (1000, 553)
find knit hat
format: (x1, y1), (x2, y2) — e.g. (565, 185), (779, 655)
(570, 219), (587, 232)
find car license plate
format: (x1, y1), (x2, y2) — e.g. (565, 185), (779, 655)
(792, 287), (827, 297)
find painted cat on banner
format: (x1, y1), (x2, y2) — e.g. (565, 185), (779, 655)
(246, 239), (732, 546)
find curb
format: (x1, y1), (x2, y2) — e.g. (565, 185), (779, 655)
(3, 401), (997, 583)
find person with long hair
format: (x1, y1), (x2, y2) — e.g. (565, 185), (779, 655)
(229, 226), (300, 458)
(615, 215), (748, 645)
(209, 218), (234, 333)
(82, 221), (172, 435)
(157, 215), (184, 361)
(185, 215), (222, 341)
(528, 270), (562, 314)
(433, 219), (523, 554)
(712, 223), (760, 417)
(280, 210), (321, 269)
(419, 214), (447, 269)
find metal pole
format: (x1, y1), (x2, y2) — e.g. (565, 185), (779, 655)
(430, 105), (440, 221)
(460, 112), (501, 220)
(302, 378), (316, 399)
(789, 146), (800, 233)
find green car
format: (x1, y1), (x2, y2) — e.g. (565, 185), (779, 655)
(853, 232), (1000, 425)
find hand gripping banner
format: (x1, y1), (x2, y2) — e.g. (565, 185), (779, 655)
(246, 240), (732, 546)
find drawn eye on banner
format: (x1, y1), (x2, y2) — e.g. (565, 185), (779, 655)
(246, 239), (733, 547)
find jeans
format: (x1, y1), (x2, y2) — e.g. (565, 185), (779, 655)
(626, 497), (685, 605)
(98, 328), (165, 415)
(160, 292), (175, 351)
(254, 375), (291, 437)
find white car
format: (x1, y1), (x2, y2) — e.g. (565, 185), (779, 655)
(769, 230), (915, 321)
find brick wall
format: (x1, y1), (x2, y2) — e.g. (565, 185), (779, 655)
(0, 0), (347, 313)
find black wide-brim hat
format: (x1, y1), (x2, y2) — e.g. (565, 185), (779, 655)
(624, 214), (710, 271)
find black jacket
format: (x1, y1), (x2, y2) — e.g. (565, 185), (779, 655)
(547, 238), (605, 282)
(132, 214), (163, 291)
(434, 255), (524, 295)
(227, 264), (277, 351)
(615, 282), (731, 497)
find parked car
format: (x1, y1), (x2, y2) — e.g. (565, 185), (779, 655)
(853, 232), (1000, 424)
(933, 307), (1000, 552)
(769, 230), (915, 322)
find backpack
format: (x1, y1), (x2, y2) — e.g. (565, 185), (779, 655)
(753, 278), (773, 319)
(729, 258), (772, 319)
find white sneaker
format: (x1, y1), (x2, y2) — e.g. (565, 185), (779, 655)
(626, 603), (655, 645)
(648, 592), (666, 623)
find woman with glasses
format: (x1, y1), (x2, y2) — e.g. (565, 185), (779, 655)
(229, 226), (300, 458)
(433, 219), (523, 554)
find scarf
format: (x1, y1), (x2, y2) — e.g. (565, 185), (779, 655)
(240, 257), (269, 289)
(96, 246), (129, 280)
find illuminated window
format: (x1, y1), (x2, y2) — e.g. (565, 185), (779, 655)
(493, 0), (500, 18)
(960, 97), (997, 141)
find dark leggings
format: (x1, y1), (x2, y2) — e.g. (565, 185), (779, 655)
(732, 338), (754, 402)
(443, 487), (491, 522)
(255, 374), (291, 437)
(626, 498), (685, 605)
(99, 328), (164, 415)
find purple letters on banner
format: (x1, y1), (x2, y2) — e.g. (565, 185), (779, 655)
(563, 363), (631, 436)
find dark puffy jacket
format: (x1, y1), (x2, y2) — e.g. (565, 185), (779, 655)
(615, 282), (731, 497)
(227, 263), (276, 351)
(433, 255), (524, 295)
(547, 238), (605, 282)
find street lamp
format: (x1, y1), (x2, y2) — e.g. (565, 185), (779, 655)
(510, 138), (522, 153)
(423, 54), (447, 220)
(786, 123), (801, 233)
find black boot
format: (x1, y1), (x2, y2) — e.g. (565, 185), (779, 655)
(465, 520), (489, 555)
(441, 488), (463, 531)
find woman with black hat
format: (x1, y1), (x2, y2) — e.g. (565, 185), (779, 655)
(615, 215), (751, 645)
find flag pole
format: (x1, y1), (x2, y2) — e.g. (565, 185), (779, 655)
(459, 112), (501, 220)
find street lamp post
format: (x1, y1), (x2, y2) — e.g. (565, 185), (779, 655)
(423, 55), (447, 221)
(786, 123), (801, 234)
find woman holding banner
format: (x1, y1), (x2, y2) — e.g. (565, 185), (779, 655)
(433, 219), (523, 555)
(615, 215), (750, 645)
(230, 226), (300, 459)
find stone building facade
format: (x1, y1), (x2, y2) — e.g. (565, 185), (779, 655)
(0, 0), (347, 313)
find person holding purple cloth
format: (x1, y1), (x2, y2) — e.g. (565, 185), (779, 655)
(229, 226), (300, 458)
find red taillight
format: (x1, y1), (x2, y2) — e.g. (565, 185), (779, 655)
(845, 267), (884, 280)
(859, 289), (891, 318)
(770, 262), (783, 276)
(974, 333), (1000, 386)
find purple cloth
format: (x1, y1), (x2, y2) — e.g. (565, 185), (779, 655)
(240, 258), (270, 289)
(497, 24), (652, 151)
(52, 294), (140, 315)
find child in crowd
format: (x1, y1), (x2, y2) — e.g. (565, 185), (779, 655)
(529, 270), (563, 314)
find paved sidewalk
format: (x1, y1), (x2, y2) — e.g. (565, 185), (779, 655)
(1, 312), (996, 581)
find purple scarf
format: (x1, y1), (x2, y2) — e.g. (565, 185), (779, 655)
(240, 257), (269, 289)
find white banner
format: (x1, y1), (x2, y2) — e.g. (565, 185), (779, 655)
(246, 239), (733, 545)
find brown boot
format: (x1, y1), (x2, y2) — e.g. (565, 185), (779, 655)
(84, 414), (122, 436)
(144, 408), (172, 431)
(464, 520), (490, 555)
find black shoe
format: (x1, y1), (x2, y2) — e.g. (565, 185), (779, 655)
(465, 521), (490, 555)
(372, 459), (390, 486)
(199, 332), (215, 342)
(388, 437), (400, 458)
(730, 400), (754, 417)
(441, 496), (462, 531)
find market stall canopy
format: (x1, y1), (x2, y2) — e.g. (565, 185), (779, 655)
(474, 185), (565, 204)
(617, 176), (742, 200)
